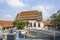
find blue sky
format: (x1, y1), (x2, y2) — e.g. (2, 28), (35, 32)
(0, 0), (60, 21)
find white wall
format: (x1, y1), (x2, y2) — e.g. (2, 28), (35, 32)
(29, 20), (36, 23)
(28, 20), (47, 30)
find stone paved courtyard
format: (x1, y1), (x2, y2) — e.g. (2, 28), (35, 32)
(24, 29), (60, 40)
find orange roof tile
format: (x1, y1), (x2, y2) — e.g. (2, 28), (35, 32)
(0, 20), (14, 28)
(16, 10), (42, 20)
(43, 21), (52, 26)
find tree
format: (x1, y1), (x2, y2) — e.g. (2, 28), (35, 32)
(13, 19), (26, 30)
(50, 10), (60, 30)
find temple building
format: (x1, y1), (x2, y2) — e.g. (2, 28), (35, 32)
(16, 10), (46, 30)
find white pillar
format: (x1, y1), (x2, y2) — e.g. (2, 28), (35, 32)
(5, 35), (7, 40)
(40, 22), (44, 30)
(36, 22), (38, 28)
(32, 22), (34, 28)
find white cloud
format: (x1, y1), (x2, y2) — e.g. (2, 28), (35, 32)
(6, 0), (26, 8)
(5, 14), (12, 18)
(0, 9), (13, 21)
(0, 0), (26, 8)
(32, 4), (54, 20)
(0, 10), (12, 18)
(45, 5), (54, 10)
(0, 9), (8, 14)
(5, 14), (13, 21)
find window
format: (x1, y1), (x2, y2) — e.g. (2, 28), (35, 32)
(34, 22), (36, 27)
(29, 23), (32, 27)
(38, 22), (40, 27)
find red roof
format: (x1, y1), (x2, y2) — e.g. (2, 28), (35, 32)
(0, 20), (14, 28)
(16, 10), (42, 20)
(43, 21), (52, 26)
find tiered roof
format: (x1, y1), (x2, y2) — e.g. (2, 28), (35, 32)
(16, 10), (42, 21)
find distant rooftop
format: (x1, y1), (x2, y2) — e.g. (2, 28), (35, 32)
(0, 20), (13, 28)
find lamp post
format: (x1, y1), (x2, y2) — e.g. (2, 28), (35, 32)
(53, 33), (55, 40)
(28, 24), (30, 34)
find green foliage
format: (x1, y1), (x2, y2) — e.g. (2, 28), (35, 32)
(13, 19), (26, 30)
(50, 10), (60, 29)
(25, 21), (29, 27)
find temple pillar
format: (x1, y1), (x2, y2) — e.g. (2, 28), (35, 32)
(32, 22), (34, 28)
(40, 22), (44, 29)
(36, 22), (38, 28)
